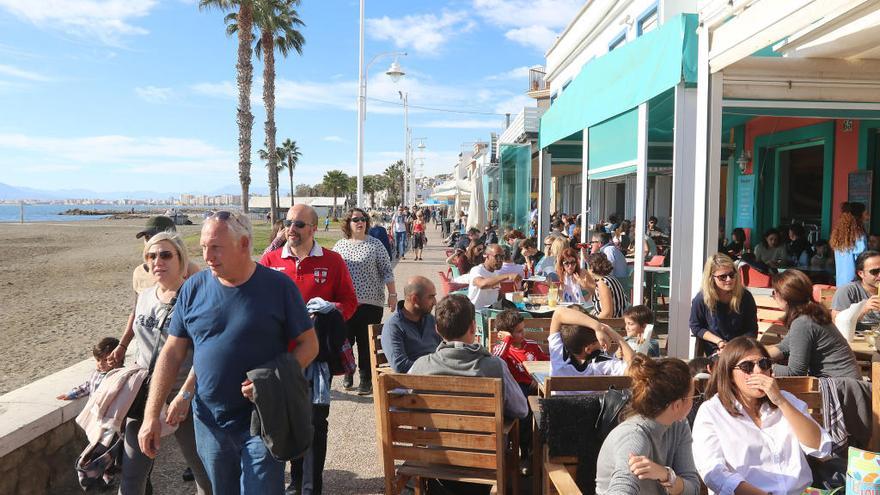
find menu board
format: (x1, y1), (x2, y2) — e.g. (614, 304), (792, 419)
(848, 171), (873, 214)
(736, 175), (755, 229)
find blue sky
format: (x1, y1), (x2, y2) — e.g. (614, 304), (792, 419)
(0, 0), (581, 196)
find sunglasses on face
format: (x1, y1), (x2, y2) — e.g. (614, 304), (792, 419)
(283, 219), (310, 229)
(866, 268), (880, 277)
(713, 272), (736, 281)
(350, 217), (367, 223)
(146, 250), (174, 261)
(562, 260), (577, 266)
(732, 357), (772, 374)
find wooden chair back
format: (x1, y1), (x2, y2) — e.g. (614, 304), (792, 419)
(368, 324), (390, 375)
(752, 292), (787, 341)
(544, 375), (632, 396)
(376, 372), (518, 495)
(776, 376), (823, 425)
(812, 284), (836, 309)
(487, 317), (552, 350)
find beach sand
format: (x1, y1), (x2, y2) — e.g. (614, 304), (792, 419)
(0, 219), (206, 394)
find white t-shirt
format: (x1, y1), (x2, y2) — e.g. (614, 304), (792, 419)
(548, 332), (627, 377)
(468, 264), (501, 308)
(496, 262), (525, 279)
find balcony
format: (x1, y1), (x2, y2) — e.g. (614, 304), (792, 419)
(499, 106), (545, 145)
(527, 66), (550, 99)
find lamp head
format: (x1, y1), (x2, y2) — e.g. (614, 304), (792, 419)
(386, 60), (405, 82)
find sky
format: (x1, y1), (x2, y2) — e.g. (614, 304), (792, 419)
(0, 0), (582, 196)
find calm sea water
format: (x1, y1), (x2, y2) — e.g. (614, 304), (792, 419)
(0, 204), (174, 223)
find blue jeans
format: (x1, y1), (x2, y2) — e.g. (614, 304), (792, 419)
(395, 231), (407, 258)
(193, 417), (284, 495)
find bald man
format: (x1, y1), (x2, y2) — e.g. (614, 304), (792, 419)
(380, 276), (440, 373)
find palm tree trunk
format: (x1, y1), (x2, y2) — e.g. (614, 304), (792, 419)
(263, 30), (278, 223)
(288, 159), (294, 206)
(237, 2), (254, 213)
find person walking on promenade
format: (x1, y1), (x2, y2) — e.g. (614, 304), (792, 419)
(333, 207), (396, 395)
(259, 204), (357, 495)
(391, 206), (408, 260)
(138, 211), (318, 495)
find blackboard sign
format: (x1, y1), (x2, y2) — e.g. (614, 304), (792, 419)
(848, 171), (873, 214)
(736, 175), (755, 229)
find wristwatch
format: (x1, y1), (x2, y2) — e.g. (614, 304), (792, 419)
(180, 390), (193, 401)
(661, 466), (677, 489)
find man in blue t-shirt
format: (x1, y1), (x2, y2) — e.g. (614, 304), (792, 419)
(138, 212), (318, 495)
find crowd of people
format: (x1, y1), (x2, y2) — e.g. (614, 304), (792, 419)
(57, 199), (879, 495)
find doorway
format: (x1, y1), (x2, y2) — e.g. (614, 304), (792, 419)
(777, 143), (824, 229)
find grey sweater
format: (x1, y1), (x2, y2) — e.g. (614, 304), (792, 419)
(773, 315), (861, 379)
(595, 415), (700, 495)
(408, 341), (528, 419)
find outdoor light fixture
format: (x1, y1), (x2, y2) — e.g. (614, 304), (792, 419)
(386, 58), (405, 83)
(736, 149), (752, 173)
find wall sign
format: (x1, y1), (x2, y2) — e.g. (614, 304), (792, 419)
(848, 171), (873, 214)
(736, 174), (755, 229)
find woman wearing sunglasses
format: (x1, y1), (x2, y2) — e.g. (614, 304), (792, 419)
(115, 231), (211, 494)
(692, 337), (831, 495)
(554, 247), (589, 304)
(333, 208), (396, 395)
(595, 355), (701, 494)
(689, 253), (758, 356)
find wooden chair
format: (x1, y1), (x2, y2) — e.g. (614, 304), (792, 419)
(376, 373), (519, 495)
(812, 284), (837, 309)
(752, 293), (787, 341)
(368, 323), (390, 377)
(776, 376), (823, 425)
(486, 317), (552, 350)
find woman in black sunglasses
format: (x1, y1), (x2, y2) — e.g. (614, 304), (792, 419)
(689, 253), (758, 356)
(692, 337), (831, 495)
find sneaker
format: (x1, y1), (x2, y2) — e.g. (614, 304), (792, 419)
(357, 380), (372, 396)
(343, 373), (354, 390)
(182, 467), (194, 482)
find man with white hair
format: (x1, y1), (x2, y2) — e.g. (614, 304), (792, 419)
(139, 211), (318, 494)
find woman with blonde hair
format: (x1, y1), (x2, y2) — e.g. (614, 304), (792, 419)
(830, 201), (868, 284)
(689, 253), (758, 355)
(596, 355), (701, 493)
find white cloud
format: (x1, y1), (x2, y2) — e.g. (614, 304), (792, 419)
(472, 0), (582, 52)
(485, 66), (532, 81)
(366, 11), (477, 56)
(421, 119), (502, 129)
(0, 63), (52, 82)
(322, 136), (345, 142)
(0, 0), (157, 46)
(135, 85), (172, 103)
(494, 94), (534, 115)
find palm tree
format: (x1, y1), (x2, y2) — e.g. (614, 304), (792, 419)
(279, 138), (300, 204)
(258, 146), (284, 212)
(384, 160), (404, 206)
(224, 0), (305, 223)
(364, 174), (383, 209)
(322, 170), (350, 220)
(199, 0), (255, 213)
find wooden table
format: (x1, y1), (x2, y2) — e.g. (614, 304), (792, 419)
(851, 336), (875, 360)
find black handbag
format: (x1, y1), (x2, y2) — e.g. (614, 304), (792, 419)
(127, 297), (177, 420)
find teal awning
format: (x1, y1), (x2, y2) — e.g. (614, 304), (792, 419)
(588, 108), (638, 179)
(539, 13), (698, 149)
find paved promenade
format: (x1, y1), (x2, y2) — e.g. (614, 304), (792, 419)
(121, 226), (451, 495)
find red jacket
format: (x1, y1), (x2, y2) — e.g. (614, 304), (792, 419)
(491, 335), (549, 385)
(259, 243), (358, 321)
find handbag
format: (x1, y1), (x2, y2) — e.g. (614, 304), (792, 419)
(127, 297), (177, 420)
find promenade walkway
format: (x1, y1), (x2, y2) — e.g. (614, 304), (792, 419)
(130, 226), (451, 495)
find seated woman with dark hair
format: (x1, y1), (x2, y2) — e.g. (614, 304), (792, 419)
(692, 337), (832, 495)
(754, 228), (788, 268)
(786, 225), (813, 267)
(445, 240), (484, 275)
(723, 228), (747, 260)
(584, 253), (628, 318)
(595, 355), (701, 494)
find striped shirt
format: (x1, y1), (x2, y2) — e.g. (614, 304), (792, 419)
(591, 275), (627, 318)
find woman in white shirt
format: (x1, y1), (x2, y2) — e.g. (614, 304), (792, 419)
(554, 247), (589, 304)
(692, 337), (832, 495)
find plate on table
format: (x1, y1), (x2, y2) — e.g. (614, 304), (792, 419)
(557, 301), (580, 307)
(524, 276), (546, 282)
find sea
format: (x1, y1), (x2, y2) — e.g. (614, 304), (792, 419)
(0, 204), (175, 223)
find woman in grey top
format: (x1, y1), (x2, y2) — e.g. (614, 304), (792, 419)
(596, 355), (700, 494)
(333, 208), (397, 395)
(767, 270), (861, 379)
(114, 232), (210, 494)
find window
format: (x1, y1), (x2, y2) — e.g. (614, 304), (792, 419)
(550, 91), (558, 105)
(562, 79), (571, 92)
(608, 30), (627, 51)
(637, 4), (659, 36)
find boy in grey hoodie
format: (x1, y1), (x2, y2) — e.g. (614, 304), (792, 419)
(408, 294), (528, 419)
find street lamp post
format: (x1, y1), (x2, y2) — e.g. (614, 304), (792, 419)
(356, 0), (406, 207)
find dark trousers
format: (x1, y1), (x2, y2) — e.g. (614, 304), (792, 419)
(346, 303), (384, 381)
(289, 403), (331, 495)
(518, 382), (534, 458)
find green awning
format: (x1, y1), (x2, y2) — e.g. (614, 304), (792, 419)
(539, 13), (698, 149)
(588, 108), (638, 179)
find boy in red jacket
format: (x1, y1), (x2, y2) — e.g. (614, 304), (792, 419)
(491, 309), (549, 397)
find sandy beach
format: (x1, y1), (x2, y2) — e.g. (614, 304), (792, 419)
(0, 217), (315, 395)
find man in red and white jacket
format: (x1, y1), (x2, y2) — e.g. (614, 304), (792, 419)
(258, 203), (356, 495)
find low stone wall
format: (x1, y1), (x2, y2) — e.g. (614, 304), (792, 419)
(0, 420), (87, 494)
(0, 357), (119, 494)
